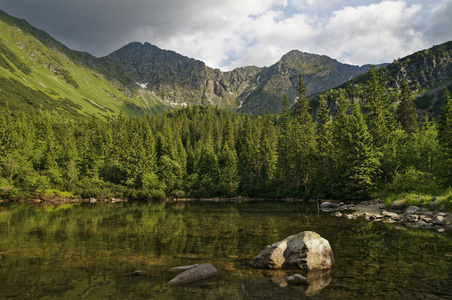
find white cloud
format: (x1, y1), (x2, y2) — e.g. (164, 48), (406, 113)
(144, 0), (437, 70)
(320, 1), (426, 65)
(424, 0), (452, 46)
(0, 0), (451, 70)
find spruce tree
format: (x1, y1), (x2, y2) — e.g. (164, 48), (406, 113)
(314, 94), (332, 196)
(438, 88), (452, 185)
(218, 142), (238, 195)
(396, 79), (418, 135)
(439, 88), (452, 149)
(258, 113), (277, 191)
(418, 117), (439, 173)
(365, 66), (390, 149)
(293, 75), (316, 193)
(196, 137), (220, 195)
(330, 90), (349, 197)
(41, 121), (58, 171)
(344, 102), (379, 199)
(237, 115), (258, 194)
(277, 95), (293, 191)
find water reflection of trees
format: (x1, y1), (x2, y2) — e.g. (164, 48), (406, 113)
(0, 202), (451, 299)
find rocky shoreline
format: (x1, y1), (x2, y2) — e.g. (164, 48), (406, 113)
(1, 197), (450, 232)
(324, 200), (451, 232)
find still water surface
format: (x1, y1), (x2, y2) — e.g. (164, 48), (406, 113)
(0, 201), (451, 299)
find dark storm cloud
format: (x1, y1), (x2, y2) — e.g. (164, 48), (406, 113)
(0, 0), (218, 56)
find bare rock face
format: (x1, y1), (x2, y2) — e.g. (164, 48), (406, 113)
(250, 231), (334, 270)
(167, 263), (217, 286)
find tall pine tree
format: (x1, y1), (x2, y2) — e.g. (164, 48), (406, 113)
(293, 75), (316, 193)
(438, 88), (452, 185)
(365, 66), (391, 149)
(314, 94), (332, 196)
(344, 102), (379, 199)
(277, 95), (294, 192)
(396, 79), (418, 135)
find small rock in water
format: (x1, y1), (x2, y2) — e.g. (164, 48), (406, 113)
(383, 219), (396, 224)
(421, 216), (433, 223)
(433, 216), (444, 226)
(406, 214), (419, 222)
(131, 270), (146, 276)
(285, 274), (308, 284)
(404, 206), (419, 216)
(344, 214), (356, 220)
(331, 211), (342, 217)
(369, 214), (383, 220)
(383, 212), (400, 220)
(435, 212), (448, 217)
(417, 221), (432, 229)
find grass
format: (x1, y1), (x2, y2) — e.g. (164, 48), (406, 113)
(383, 190), (452, 211)
(0, 17), (172, 120)
(38, 189), (75, 198)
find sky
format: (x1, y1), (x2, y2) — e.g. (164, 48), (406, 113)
(0, 0), (451, 71)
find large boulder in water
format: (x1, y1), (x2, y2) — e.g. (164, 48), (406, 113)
(250, 231), (334, 270)
(167, 263), (217, 286)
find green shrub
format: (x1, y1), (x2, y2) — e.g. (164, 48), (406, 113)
(389, 167), (440, 194)
(0, 177), (12, 189)
(3, 189), (34, 201)
(173, 190), (186, 198)
(80, 188), (103, 199)
(149, 189), (166, 200)
(40, 189), (74, 198)
(383, 192), (435, 208)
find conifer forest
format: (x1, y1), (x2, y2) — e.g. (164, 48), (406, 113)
(1, 67), (452, 202)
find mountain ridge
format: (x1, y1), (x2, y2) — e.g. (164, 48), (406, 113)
(104, 41), (377, 114)
(1, 9), (451, 118)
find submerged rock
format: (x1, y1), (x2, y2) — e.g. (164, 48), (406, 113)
(167, 263), (217, 286)
(250, 231), (334, 270)
(331, 211), (342, 217)
(169, 264), (199, 272)
(285, 273), (308, 284)
(131, 270), (146, 276)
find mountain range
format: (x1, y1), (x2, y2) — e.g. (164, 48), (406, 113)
(0, 9), (451, 119)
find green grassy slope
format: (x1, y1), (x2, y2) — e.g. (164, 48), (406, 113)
(0, 10), (172, 120)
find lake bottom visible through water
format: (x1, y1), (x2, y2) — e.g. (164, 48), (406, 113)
(0, 201), (451, 299)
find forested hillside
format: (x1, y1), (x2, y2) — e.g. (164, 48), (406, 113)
(323, 41), (452, 119)
(2, 72), (452, 203)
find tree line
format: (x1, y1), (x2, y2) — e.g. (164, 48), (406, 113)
(1, 66), (452, 201)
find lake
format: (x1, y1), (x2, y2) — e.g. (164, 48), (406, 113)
(0, 201), (451, 299)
